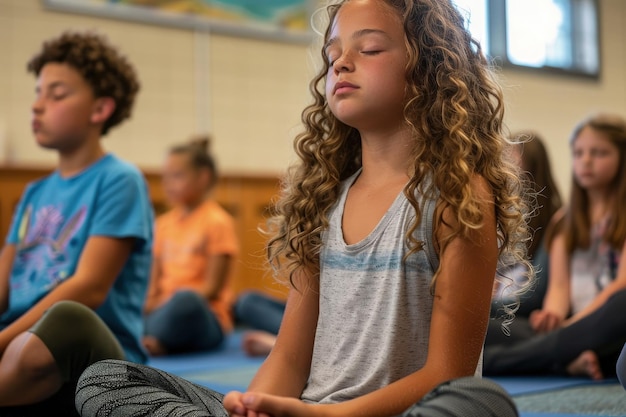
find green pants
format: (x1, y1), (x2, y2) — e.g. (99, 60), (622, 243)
(0, 301), (125, 416)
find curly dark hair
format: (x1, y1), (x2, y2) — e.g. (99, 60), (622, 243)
(27, 31), (140, 136)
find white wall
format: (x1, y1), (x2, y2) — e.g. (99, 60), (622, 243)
(1, 0), (625, 195)
(0, 0), (311, 175)
(501, 0), (626, 196)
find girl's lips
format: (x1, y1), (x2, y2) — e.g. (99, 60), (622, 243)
(334, 81), (358, 95)
(32, 120), (42, 132)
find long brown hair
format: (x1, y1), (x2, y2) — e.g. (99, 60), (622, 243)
(513, 131), (562, 258)
(562, 113), (626, 253)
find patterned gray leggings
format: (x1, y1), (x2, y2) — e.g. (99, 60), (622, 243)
(75, 360), (518, 417)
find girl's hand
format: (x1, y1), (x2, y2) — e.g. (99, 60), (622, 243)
(224, 391), (325, 417)
(529, 309), (563, 333)
(223, 391), (253, 417)
(223, 391), (273, 417)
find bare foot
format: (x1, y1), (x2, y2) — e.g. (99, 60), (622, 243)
(567, 350), (604, 380)
(242, 331), (276, 357)
(142, 336), (168, 356)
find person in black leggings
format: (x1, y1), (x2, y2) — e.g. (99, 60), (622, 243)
(484, 289), (626, 378)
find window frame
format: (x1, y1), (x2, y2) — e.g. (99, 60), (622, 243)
(468, 0), (602, 79)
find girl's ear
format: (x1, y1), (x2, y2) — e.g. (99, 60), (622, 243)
(199, 167), (212, 189)
(91, 97), (116, 125)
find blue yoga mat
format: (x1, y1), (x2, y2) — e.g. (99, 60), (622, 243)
(491, 376), (608, 396)
(521, 413), (605, 417)
(489, 376), (614, 396)
(148, 330), (263, 392)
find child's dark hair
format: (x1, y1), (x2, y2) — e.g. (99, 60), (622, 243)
(562, 113), (626, 253)
(170, 134), (218, 188)
(27, 31), (140, 136)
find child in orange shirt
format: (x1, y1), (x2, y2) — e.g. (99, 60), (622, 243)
(143, 136), (239, 355)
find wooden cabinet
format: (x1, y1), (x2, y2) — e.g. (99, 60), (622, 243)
(0, 165), (287, 299)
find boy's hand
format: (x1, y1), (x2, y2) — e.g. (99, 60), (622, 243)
(223, 391), (326, 417)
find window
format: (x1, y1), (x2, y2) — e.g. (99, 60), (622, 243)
(452, 0), (600, 77)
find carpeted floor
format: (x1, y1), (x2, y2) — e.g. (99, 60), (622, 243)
(149, 332), (626, 417)
(148, 331), (264, 393)
(513, 383), (626, 416)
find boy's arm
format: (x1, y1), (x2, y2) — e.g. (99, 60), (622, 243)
(0, 245), (16, 315)
(1, 183), (31, 316)
(0, 236), (134, 353)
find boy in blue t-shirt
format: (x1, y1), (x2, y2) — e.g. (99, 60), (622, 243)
(0, 31), (153, 415)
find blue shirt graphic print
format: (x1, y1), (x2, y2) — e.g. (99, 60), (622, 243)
(11, 203), (87, 308)
(3, 154), (153, 363)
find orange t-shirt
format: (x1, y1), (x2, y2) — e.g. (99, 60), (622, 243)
(149, 200), (239, 332)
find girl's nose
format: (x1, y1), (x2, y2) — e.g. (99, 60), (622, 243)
(333, 54), (354, 73)
(580, 152), (593, 166)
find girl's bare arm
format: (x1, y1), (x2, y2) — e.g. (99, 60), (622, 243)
(223, 271), (319, 415)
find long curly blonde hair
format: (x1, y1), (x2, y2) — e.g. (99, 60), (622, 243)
(267, 0), (531, 306)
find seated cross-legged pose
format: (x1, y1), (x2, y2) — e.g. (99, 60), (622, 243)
(0, 31), (152, 416)
(484, 114), (626, 381)
(75, 1), (531, 416)
(143, 136), (239, 356)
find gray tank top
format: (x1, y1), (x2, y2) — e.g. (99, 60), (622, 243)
(301, 171), (473, 404)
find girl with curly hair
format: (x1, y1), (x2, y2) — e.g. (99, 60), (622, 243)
(76, 1), (530, 416)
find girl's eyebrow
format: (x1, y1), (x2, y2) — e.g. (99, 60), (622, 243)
(324, 28), (391, 51)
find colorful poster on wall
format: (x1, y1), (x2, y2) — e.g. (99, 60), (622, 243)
(43, 0), (314, 43)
